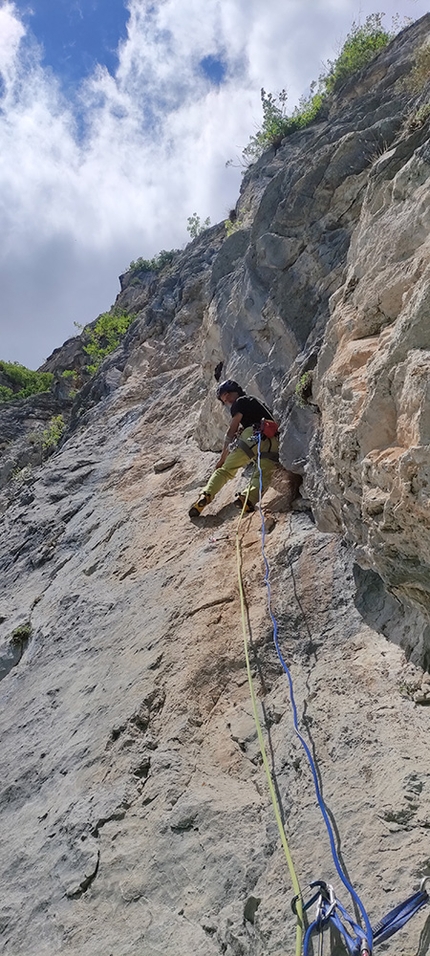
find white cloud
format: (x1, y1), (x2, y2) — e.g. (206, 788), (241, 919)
(0, 0), (428, 366)
(0, 2), (25, 78)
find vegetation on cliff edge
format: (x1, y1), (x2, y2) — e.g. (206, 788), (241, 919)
(77, 310), (135, 374)
(0, 361), (53, 403)
(128, 249), (178, 276)
(242, 14), (397, 163)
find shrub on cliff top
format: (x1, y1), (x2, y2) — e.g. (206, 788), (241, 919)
(242, 14), (394, 162)
(0, 361), (53, 403)
(186, 213), (211, 239)
(242, 87), (325, 163)
(324, 13), (393, 94)
(128, 249), (178, 276)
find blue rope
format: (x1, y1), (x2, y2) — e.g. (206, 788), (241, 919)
(256, 435), (373, 951)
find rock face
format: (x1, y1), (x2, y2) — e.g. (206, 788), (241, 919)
(311, 132), (430, 643)
(0, 16), (430, 956)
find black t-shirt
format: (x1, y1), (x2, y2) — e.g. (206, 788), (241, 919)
(230, 395), (274, 429)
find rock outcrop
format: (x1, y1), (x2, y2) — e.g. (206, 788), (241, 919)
(0, 15), (429, 956)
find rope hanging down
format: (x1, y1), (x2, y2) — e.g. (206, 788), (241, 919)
(235, 485), (304, 956)
(254, 434), (373, 952)
(253, 432), (429, 955)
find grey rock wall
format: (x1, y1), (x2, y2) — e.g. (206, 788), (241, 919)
(1, 14), (430, 956)
(1, 363), (429, 955)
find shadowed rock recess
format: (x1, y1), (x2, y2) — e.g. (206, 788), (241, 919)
(1, 17), (430, 956)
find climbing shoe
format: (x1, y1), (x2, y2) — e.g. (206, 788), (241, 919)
(188, 492), (212, 517)
(234, 493), (255, 514)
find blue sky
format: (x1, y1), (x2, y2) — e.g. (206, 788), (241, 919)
(12, 0), (130, 86)
(0, 0), (428, 368)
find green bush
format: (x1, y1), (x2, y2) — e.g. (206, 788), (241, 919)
(186, 213), (211, 239)
(0, 361), (53, 403)
(80, 310), (134, 372)
(243, 86), (327, 163)
(243, 89), (289, 162)
(42, 415), (65, 452)
(324, 14), (393, 94)
(10, 623), (32, 646)
(295, 371), (314, 408)
(242, 14), (393, 163)
(225, 217), (243, 237)
(288, 90), (325, 132)
(0, 385), (13, 401)
(128, 249), (178, 276)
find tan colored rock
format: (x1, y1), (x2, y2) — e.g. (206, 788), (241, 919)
(311, 133), (430, 633)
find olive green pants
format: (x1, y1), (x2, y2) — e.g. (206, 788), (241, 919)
(204, 426), (279, 507)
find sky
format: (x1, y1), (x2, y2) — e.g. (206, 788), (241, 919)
(0, 0), (428, 368)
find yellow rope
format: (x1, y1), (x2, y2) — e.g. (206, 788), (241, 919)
(235, 500), (303, 956)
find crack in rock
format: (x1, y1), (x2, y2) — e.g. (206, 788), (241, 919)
(66, 849), (100, 899)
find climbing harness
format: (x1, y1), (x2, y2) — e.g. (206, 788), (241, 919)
(234, 433), (430, 954)
(236, 434), (279, 463)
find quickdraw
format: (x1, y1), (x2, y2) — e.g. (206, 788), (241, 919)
(291, 877), (430, 955)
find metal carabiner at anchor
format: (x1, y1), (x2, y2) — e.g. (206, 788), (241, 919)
(291, 880), (334, 919)
(314, 882), (336, 923)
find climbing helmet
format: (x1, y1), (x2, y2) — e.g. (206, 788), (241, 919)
(216, 379), (243, 400)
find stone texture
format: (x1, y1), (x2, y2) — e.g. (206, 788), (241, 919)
(1, 15), (430, 956)
(309, 113), (430, 644)
(0, 375), (429, 955)
(1, 388), (430, 955)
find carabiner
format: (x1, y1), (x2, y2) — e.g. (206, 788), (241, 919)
(319, 883), (336, 922)
(292, 881), (333, 919)
(420, 876), (430, 898)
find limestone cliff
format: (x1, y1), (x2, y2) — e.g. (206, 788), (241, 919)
(0, 16), (429, 956)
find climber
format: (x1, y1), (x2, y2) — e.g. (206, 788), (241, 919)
(188, 380), (279, 517)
